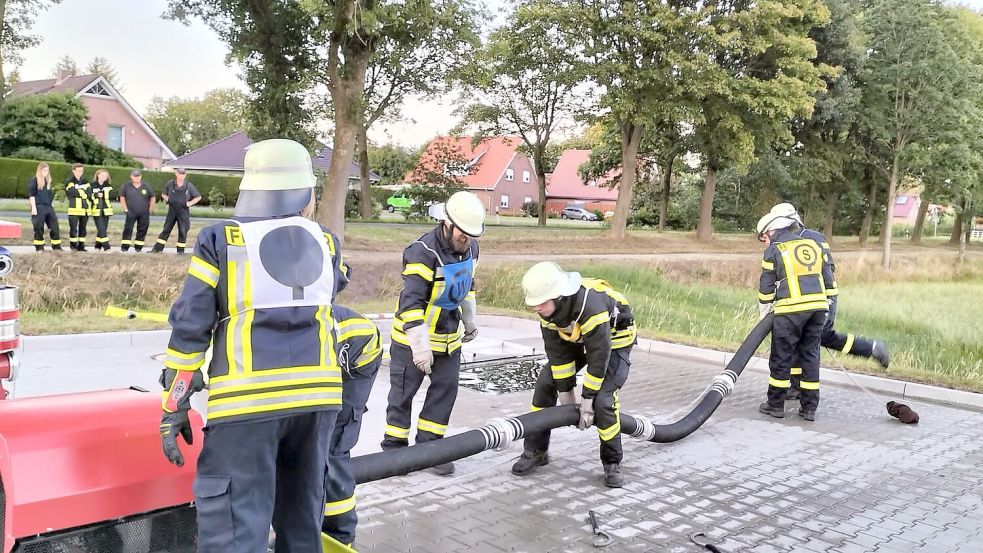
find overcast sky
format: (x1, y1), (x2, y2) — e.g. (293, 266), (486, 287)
(17, 0), (983, 149)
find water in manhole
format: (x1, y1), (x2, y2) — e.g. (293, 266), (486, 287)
(459, 356), (546, 394)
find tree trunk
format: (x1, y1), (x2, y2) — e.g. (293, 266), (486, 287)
(0, 0), (7, 101)
(950, 211), (964, 245)
(317, 52), (370, 235)
(659, 157), (672, 231)
(881, 156), (900, 269)
(609, 123), (643, 240)
(958, 210), (968, 264)
(823, 193), (836, 240)
(859, 180), (877, 246)
(696, 165), (717, 241)
(909, 196), (930, 244)
(357, 124), (372, 220)
(533, 147), (547, 227)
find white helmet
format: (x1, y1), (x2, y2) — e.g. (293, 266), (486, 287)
(522, 261), (582, 306)
(769, 202), (802, 224)
(444, 191), (486, 237)
(756, 213), (797, 240)
(235, 139), (317, 217)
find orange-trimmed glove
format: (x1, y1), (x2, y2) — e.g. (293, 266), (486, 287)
(159, 368), (205, 467)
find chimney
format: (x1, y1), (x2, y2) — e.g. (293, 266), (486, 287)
(55, 69), (73, 85)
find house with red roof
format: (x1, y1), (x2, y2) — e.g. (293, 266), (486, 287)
(9, 71), (176, 169)
(892, 193), (922, 224)
(406, 135), (540, 215)
(544, 149), (619, 214)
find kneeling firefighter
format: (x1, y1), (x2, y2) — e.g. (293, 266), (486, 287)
(513, 261), (636, 488)
(756, 210), (834, 421)
(322, 305), (382, 551)
(765, 203), (890, 401)
(380, 191), (485, 476)
(159, 139), (351, 552)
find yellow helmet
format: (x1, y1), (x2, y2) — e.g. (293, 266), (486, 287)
(522, 261), (582, 306)
(235, 139), (317, 217)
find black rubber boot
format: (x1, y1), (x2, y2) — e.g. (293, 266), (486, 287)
(758, 402), (785, 418)
(798, 409), (816, 422)
(511, 450), (549, 476)
(380, 437), (408, 451)
(35, 245), (43, 252)
(152, 244), (165, 253)
(872, 341), (890, 368)
(603, 463), (624, 488)
(785, 388), (800, 401)
(53, 245), (64, 251)
(431, 462), (455, 476)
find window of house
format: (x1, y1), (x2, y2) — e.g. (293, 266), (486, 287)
(524, 196), (533, 204)
(896, 195), (909, 205)
(500, 195), (509, 208)
(505, 168), (514, 181)
(107, 125), (125, 152)
(522, 170), (530, 183)
(587, 179), (597, 187)
(83, 82), (111, 97)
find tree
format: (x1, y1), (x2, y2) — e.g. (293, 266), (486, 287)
(50, 54), (77, 77)
(691, 0), (830, 241)
(368, 143), (419, 186)
(353, 0), (480, 218)
(860, 0), (967, 267)
(455, 3), (580, 226)
(85, 56), (122, 90)
(0, 0), (62, 99)
(0, 92), (138, 165)
(145, 88), (250, 155)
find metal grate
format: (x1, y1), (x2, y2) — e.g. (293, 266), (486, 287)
(12, 504), (197, 553)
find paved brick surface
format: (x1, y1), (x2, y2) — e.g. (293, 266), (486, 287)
(354, 346), (983, 552)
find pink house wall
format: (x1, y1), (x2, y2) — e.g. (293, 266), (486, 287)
(81, 96), (167, 169)
(488, 155), (540, 214)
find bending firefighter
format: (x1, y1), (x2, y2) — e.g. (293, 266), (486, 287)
(322, 305), (382, 552)
(756, 210), (834, 421)
(158, 139), (351, 552)
(765, 203), (890, 401)
(513, 262), (636, 488)
(381, 191), (485, 476)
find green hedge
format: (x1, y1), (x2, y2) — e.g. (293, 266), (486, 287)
(0, 156), (242, 206)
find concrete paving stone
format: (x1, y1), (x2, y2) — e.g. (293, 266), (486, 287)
(873, 536), (928, 553)
(846, 532), (885, 550)
(830, 544), (872, 553)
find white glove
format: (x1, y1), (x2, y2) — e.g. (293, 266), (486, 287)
(460, 296), (478, 343)
(578, 398), (595, 430)
(406, 324), (433, 375)
(758, 302), (773, 321)
(558, 390), (577, 406)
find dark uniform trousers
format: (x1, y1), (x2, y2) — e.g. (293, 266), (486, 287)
(32, 205), (61, 247)
(769, 310), (826, 412)
(382, 343), (461, 447)
(121, 211), (150, 251)
(790, 298), (876, 388)
(323, 357), (381, 545)
(194, 411), (335, 553)
(68, 214), (88, 248)
(156, 206), (191, 253)
(92, 216), (110, 248)
(526, 347), (632, 465)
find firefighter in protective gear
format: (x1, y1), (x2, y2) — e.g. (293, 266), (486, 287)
(380, 191), (484, 476)
(153, 168), (201, 254)
(764, 204), (890, 402)
(160, 138), (351, 553)
(65, 163), (90, 251)
(322, 305), (382, 550)
(88, 169), (114, 250)
(756, 210), (835, 421)
(513, 262), (636, 488)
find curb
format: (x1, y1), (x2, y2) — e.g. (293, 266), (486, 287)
(20, 330), (170, 352)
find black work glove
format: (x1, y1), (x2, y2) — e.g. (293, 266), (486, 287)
(160, 409), (194, 467)
(159, 368), (205, 467)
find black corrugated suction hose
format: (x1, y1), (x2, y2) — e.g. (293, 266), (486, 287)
(354, 315), (773, 485)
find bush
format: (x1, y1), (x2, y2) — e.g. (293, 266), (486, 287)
(10, 146), (65, 162)
(404, 182), (467, 221)
(628, 207), (660, 228)
(892, 223), (913, 238)
(370, 186), (392, 209)
(345, 189), (381, 219)
(522, 201), (541, 218)
(0, 156), (241, 206)
(591, 208), (603, 220)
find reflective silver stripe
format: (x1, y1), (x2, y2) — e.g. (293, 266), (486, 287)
(207, 390), (342, 417)
(246, 164), (313, 174)
(209, 370), (342, 391)
(165, 351), (206, 370)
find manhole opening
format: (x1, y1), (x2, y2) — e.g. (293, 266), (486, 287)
(459, 356), (545, 395)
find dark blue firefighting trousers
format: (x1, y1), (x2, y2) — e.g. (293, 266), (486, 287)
(194, 411), (335, 553)
(323, 357), (381, 545)
(381, 343), (461, 448)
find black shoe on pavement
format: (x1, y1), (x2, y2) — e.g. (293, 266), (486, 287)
(603, 463), (624, 488)
(34, 246), (43, 252)
(53, 245), (64, 251)
(380, 438), (408, 451)
(511, 450), (549, 476)
(431, 462), (455, 476)
(785, 388), (800, 401)
(872, 341), (890, 368)
(77, 245), (87, 252)
(758, 402), (785, 418)
(798, 409), (816, 422)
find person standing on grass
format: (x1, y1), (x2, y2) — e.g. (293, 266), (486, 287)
(28, 163), (63, 251)
(88, 169), (115, 251)
(64, 163), (91, 251)
(153, 168), (201, 254)
(380, 191), (485, 476)
(118, 170), (155, 252)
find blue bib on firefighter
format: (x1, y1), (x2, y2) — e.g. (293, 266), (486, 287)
(434, 257), (473, 310)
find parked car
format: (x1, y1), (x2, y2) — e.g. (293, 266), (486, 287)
(561, 205), (598, 221)
(386, 189), (412, 212)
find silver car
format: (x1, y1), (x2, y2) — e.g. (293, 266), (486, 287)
(561, 206), (598, 221)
